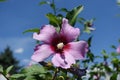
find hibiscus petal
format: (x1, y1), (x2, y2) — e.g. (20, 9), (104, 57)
(60, 18), (80, 42)
(33, 25), (57, 43)
(31, 44), (54, 62)
(52, 53), (75, 69)
(64, 41), (88, 60)
(116, 46), (120, 53)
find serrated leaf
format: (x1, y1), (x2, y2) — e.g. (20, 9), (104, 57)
(0, 65), (3, 73)
(24, 76), (36, 80)
(21, 64), (46, 76)
(66, 5), (83, 26)
(10, 74), (25, 79)
(6, 65), (13, 74)
(23, 28), (39, 34)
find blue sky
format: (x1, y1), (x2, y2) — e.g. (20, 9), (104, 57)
(0, 0), (120, 66)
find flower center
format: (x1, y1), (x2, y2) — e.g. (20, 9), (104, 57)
(57, 42), (64, 49)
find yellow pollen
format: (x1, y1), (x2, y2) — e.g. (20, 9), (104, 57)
(57, 42), (64, 49)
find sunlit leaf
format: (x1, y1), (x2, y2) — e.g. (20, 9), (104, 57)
(21, 64), (47, 75)
(10, 74), (25, 79)
(6, 65), (13, 74)
(0, 65), (3, 73)
(66, 5), (83, 26)
(24, 76), (36, 80)
(46, 13), (62, 27)
(23, 28), (39, 34)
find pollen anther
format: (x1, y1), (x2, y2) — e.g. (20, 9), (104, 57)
(57, 42), (64, 49)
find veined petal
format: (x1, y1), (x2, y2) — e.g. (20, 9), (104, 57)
(52, 53), (75, 69)
(60, 18), (80, 42)
(33, 25), (57, 43)
(31, 44), (54, 62)
(64, 41), (88, 60)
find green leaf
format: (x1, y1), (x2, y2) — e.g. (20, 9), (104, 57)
(87, 36), (93, 47)
(0, 65), (3, 73)
(104, 66), (112, 72)
(23, 28), (39, 34)
(6, 65), (13, 74)
(118, 39), (120, 43)
(21, 64), (47, 76)
(0, 0), (6, 2)
(50, 3), (56, 12)
(111, 52), (118, 57)
(66, 5), (83, 26)
(77, 17), (86, 24)
(46, 13), (62, 27)
(59, 8), (69, 13)
(101, 49), (109, 60)
(87, 52), (94, 62)
(10, 74), (25, 79)
(24, 76), (36, 80)
(39, 1), (50, 5)
(110, 73), (118, 80)
(111, 45), (116, 49)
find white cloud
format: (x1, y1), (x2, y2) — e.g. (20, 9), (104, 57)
(22, 59), (38, 66)
(14, 48), (24, 54)
(117, 0), (120, 3)
(0, 37), (34, 52)
(22, 59), (30, 63)
(0, 37), (36, 66)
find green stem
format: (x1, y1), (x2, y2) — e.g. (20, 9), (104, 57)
(52, 68), (59, 80)
(52, 0), (56, 15)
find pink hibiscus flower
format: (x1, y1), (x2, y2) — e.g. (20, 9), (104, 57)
(116, 45), (120, 54)
(31, 18), (88, 69)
